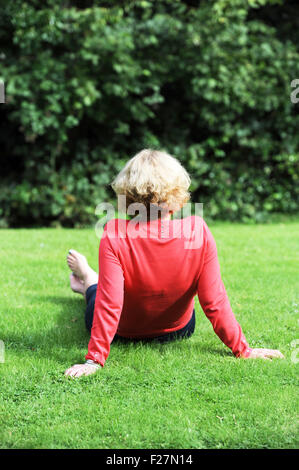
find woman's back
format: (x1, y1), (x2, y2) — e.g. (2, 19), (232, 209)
(107, 215), (205, 337)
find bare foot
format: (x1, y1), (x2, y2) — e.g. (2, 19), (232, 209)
(66, 249), (98, 295)
(67, 249), (89, 280)
(70, 273), (85, 295)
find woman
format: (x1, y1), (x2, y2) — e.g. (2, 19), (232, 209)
(65, 149), (284, 378)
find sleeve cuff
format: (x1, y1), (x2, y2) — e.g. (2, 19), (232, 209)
(85, 351), (105, 367)
(237, 347), (252, 358)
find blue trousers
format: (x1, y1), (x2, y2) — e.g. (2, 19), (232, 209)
(85, 284), (196, 344)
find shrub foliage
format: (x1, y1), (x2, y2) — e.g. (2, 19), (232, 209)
(0, 0), (298, 226)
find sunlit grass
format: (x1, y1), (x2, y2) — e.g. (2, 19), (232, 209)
(0, 220), (298, 448)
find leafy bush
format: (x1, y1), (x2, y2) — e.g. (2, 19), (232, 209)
(0, 0), (298, 227)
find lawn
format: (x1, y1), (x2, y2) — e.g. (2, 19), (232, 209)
(0, 220), (298, 449)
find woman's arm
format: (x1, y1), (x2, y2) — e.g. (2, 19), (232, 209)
(85, 230), (124, 366)
(197, 221), (283, 360)
(65, 226), (124, 378)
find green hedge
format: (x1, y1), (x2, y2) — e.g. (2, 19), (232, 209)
(0, 0), (298, 227)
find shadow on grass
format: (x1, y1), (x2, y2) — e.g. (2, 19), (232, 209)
(1, 294), (89, 364)
(2, 293), (232, 365)
(192, 343), (232, 357)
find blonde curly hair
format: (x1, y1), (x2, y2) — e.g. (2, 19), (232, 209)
(111, 149), (191, 215)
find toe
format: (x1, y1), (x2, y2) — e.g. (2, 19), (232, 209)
(69, 249), (80, 257)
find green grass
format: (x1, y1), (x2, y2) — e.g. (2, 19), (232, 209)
(0, 220), (298, 449)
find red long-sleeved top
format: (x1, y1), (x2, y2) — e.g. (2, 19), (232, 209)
(85, 216), (251, 366)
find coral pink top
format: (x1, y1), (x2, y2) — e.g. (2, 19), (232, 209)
(86, 216), (251, 366)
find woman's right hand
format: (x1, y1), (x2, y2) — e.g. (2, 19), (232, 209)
(246, 348), (284, 360)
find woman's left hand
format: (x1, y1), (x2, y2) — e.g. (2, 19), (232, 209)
(64, 363), (99, 378)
